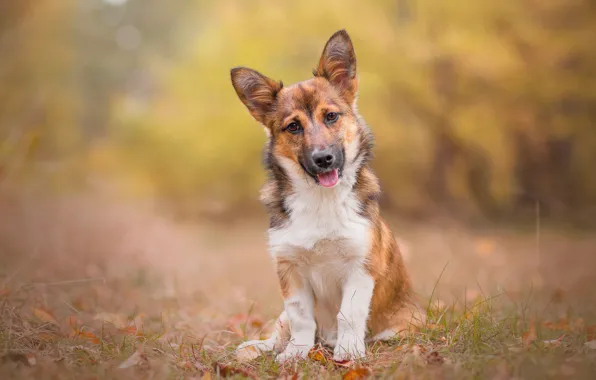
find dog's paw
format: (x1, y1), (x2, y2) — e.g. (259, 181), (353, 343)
(235, 339), (274, 361)
(333, 334), (366, 362)
(276, 344), (312, 364)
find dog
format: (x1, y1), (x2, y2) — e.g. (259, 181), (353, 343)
(230, 29), (425, 363)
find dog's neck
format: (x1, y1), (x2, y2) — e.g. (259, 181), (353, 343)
(262, 155), (379, 230)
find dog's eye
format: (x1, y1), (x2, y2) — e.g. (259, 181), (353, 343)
(325, 112), (339, 123)
(286, 121), (302, 134)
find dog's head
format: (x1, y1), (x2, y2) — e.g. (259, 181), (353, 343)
(231, 30), (370, 189)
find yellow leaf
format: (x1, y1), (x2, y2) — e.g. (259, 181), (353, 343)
(308, 347), (328, 364)
(33, 307), (59, 326)
(343, 367), (372, 380)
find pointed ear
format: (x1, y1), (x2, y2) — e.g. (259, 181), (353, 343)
(230, 67), (283, 125)
(314, 30), (358, 105)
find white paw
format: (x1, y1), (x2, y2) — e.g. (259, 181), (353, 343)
(235, 339), (274, 361)
(333, 334), (366, 361)
(276, 343), (312, 364)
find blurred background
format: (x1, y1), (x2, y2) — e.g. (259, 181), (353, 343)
(1, 0), (596, 327)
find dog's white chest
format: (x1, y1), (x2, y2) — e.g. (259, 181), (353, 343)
(267, 183), (372, 341)
(267, 184), (370, 254)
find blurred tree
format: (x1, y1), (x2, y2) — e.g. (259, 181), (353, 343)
(3, 0), (595, 225)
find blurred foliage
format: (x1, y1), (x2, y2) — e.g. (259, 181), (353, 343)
(1, 0), (596, 224)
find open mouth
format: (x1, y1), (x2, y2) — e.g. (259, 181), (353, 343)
(316, 169), (340, 188)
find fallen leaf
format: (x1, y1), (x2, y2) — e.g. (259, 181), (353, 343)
(585, 340), (596, 350)
(2, 353), (35, 367)
(201, 372), (212, 380)
(177, 361), (195, 370)
(118, 350), (147, 369)
(522, 320), (537, 348)
(250, 319), (264, 329)
(308, 344), (331, 365)
(550, 288), (565, 303)
(426, 351), (445, 365)
(334, 359), (353, 368)
(119, 325), (142, 336)
(77, 330), (101, 345)
(0, 287), (9, 298)
(342, 367), (372, 380)
(475, 238), (495, 257)
(33, 307), (59, 326)
(235, 344), (260, 362)
(543, 335), (566, 348)
(213, 363), (256, 379)
(278, 374), (299, 380)
(411, 344), (427, 356)
(542, 318), (570, 332)
(586, 325), (596, 342)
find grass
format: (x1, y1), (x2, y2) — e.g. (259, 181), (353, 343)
(1, 192), (595, 379)
(1, 270), (595, 380)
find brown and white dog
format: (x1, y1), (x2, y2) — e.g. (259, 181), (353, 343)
(230, 30), (425, 363)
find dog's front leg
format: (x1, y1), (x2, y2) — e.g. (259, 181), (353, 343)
(334, 268), (374, 361)
(275, 260), (316, 363)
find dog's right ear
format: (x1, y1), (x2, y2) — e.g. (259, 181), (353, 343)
(230, 67), (283, 125)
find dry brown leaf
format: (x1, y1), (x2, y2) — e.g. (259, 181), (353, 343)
(543, 335), (566, 348)
(2, 353), (36, 367)
(118, 350), (147, 369)
(235, 344), (260, 362)
(342, 367), (372, 380)
(33, 307), (59, 326)
(177, 361), (195, 370)
(426, 351), (445, 365)
(213, 363), (257, 379)
(277, 374), (299, 380)
(77, 330), (101, 344)
(26, 354), (36, 366)
(543, 318), (571, 332)
(411, 344), (427, 356)
(475, 238), (495, 257)
(0, 287), (10, 298)
(522, 320), (537, 348)
(586, 325), (596, 342)
(334, 359), (353, 368)
(119, 325), (142, 336)
(308, 344), (331, 365)
(550, 288), (565, 303)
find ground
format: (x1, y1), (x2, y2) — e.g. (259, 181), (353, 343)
(1, 192), (595, 379)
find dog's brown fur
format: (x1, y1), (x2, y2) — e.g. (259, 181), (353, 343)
(231, 30), (424, 360)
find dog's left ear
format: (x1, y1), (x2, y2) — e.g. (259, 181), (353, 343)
(230, 67), (283, 126)
(314, 29), (358, 105)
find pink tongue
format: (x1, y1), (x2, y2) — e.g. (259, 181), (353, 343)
(317, 169), (339, 188)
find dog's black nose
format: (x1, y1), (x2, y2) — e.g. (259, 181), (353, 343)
(312, 149), (335, 169)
